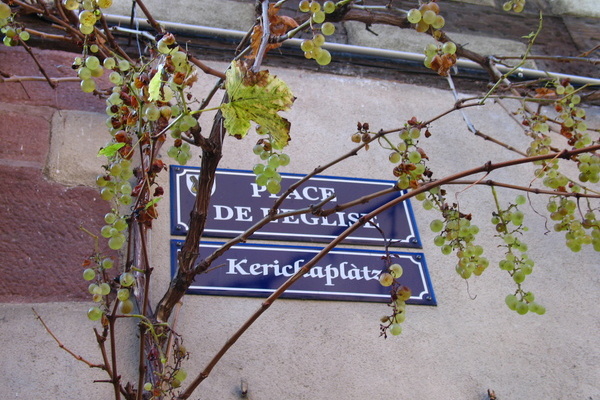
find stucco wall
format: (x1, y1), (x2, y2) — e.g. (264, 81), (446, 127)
(1, 46), (599, 399)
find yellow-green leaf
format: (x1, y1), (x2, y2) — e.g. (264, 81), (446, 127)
(98, 142), (125, 157)
(148, 65), (164, 102)
(221, 61), (295, 150)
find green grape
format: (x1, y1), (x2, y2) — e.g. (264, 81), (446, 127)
(407, 9), (421, 24)
(118, 59), (130, 72)
(279, 153), (290, 166)
(389, 324), (403, 336)
(309, 1), (320, 13)
(104, 212), (117, 224)
(253, 163), (265, 175)
(389, 263), (403, 279)
(515, 195), (526, 205)
(101, 258), (114, 269)
(117, 288), (130, 301)
(323, 1), (335, 13)
(529, 302), (545, 315)
(256, 173), (268, 186)
(430, 219), (444, 232)
(313, 33), (325, 47)
(174, 369), (187, 382)
(433, 235), (445, 247)
(83, 268), (96, 281)
(315, 49), (332, 66)
(90, 66), (104, 78)
(379, 272), (394, 287)
(99, 282), (111, 296)
(408, 151), (422, 164)
(0, 3), (11, 19)
(109, 71), (122, 85)
(512, 270), (526, 284)
(78, 67), (92, 80)
(89, 44), (98, 53)
(80, 78), (96, 93)
(19, 30), (30, 41)
(119, 299), (134, 314)
(515, 302), (528, 315)
(432, 15), (445, 29)
(87, 306), (103, 321)
(120, 272), (135, 287)
(392, 312), (406, 324)
(108, 235), (125, 250)
(300, 39), (314, 52)
(505, 294), (518, 310)
(409, 127), (420, 139)
(267, 154), (281, 168)
(79, 10), (96, 26)
(424, 43), (438, 57)
(441, 245), (452, 255)
(442, 42), (457, 55)
(88, 283), (99, 294)
(100, 58), (115, 72)
(143, 382), (153, 392)
(145, 103), (160, 121)
(389, 152), (401, 164)
(82, 0), (93, 10)
(312, 10), (325, 24)
(97, 0), (113, 9)
(422, 10), (436, 25)
(114, 218), (127, 231)
(321, 22), (335, 36)
(266, 179), (281, 194)
(299, 0), (310, 12)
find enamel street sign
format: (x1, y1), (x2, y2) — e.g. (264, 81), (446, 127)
(170, 167), (422, 248)
(171, 240), (436, 305)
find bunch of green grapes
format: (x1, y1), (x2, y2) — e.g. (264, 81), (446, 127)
(252, 140), (290, 195)
(298, 1), (337, 66)
(378, 262), (411, 337)
(69, 0), (114, 35)
(406, 2), (446, 33)
(502, 0), (526, 13)
(553, 81), (592, 149)
(389, 126), (429, 190)
(548, 197), (598, 252)
(577, 153), (600, 184)
(423, 41), (457, 77)
(1, 2), (31, 46)
(493, 195), (544, 315)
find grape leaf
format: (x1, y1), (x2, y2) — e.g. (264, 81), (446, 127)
(148, 65), (164, 102)
(221, 61), (295, 150)
(98, 142), (126, 157)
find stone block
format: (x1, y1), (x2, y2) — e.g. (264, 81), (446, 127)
(0, 166), (111, 302)
(46, 110), (108, 187)
(0, 102), (54, 167)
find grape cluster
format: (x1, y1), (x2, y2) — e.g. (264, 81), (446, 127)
(577, 153), (600, 184)
(298, 1), (337, 66)
(378, 262), (411, 337)
(81, 252), (135, 321)
(62, 0), (114, 35)
(423, 41), (457, 77)
(1, 3), (31, 47)
(252, 139), (290, 195)
(493, 194), (545, 315)
(502, 0), (526, 13)
(406, 2), (445, 33)
(433, 206), (488, 279)
(548, 197), (599, 252)
(553, 80), (591, 149)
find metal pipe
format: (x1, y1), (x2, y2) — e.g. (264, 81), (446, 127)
(103, 14), (600, 86)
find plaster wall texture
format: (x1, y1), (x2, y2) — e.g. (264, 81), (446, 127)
(1, 60), (599, 400)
